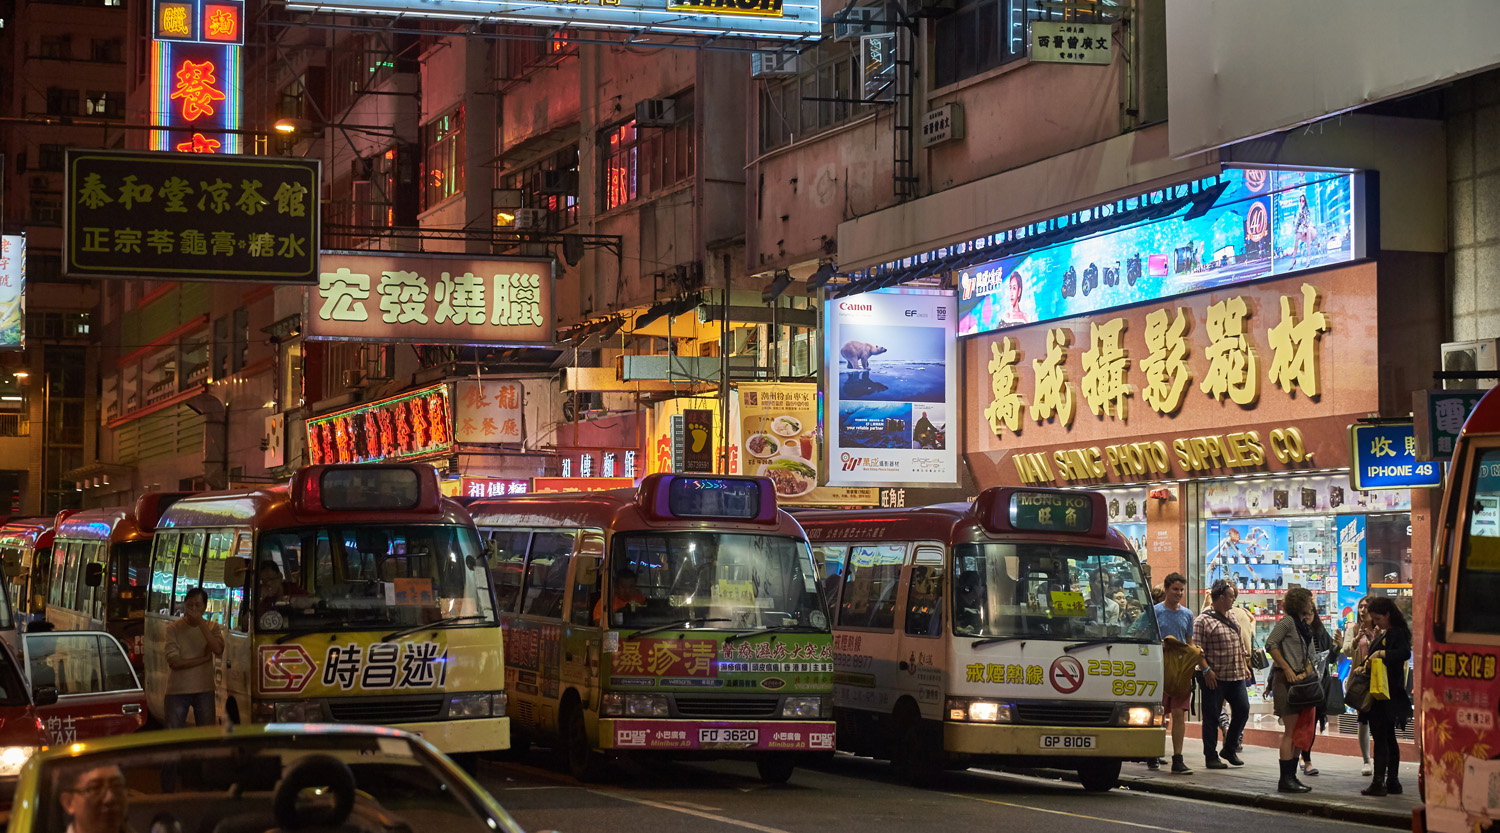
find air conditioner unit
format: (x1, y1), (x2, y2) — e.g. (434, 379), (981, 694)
(538, 170), (578, 196)
(341, 369), (365, 388)
(833, 6), (879, 40)
(635, 98), (677, 127)
(1441, 338), (1500, 389)
(513, 208), (548, 230)
(750, 51), (799, 78)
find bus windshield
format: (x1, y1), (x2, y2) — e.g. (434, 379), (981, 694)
(611, 533), (827, 631)
(953, 543), (1157, 642)
(255, 525), (496, 633)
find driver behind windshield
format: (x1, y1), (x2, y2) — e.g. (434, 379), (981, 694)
(256, 561), (312, 617)
(954, 571), (984, 635)
(595, 569), (647, 624)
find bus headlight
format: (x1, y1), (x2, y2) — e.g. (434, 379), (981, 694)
(491, 692), (508, 717)
(271, 701), (323, 722)
(1122, 705), (1163, 727)
(781, 697), (823, 718)
(0, 746), (37, 777)
(601, 694), (670, 717)
(947, 698), (1011, 723)
(449, 693), (491, 718)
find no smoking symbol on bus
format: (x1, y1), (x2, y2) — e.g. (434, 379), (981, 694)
(1049, 656), (1084, 694)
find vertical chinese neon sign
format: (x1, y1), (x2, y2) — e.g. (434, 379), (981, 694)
(150, 0), (243, 153)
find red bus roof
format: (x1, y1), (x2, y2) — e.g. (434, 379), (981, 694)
(157, 465), (472, 530)
(56, 493), (193, 545)
(0, 518), (56, 551)
(1462, 385), (1500, 438)
(798, 487), (1127, 550)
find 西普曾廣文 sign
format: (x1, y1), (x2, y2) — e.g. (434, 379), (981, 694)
(65, 149), (318, 283)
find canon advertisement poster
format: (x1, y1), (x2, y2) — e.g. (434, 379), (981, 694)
(825, 288), (959, 487)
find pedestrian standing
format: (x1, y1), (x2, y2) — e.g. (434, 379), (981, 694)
(165, 587), (224, 728)
(1300, 610), (1336, 777)
(1267, 586), (1318, 793)
(1194, 579), (1250, 771)
(1342, 596), (1377, 775)
(1360, 597), (1412, 796)
(1152, 572), (1196, 774)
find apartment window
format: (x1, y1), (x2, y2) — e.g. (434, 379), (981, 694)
(601, 101), (694, 211)
(502, 26), (575, 79)
(84, 91), (123, 118)
(212, 315), (229, 379)
(233, 307), (249, 373)
(497, 145), (579, 232)
(354, 148), (397, 231)
(934, 0), (1116, 88)
(330, 34), (397, 115)
(29, 196), (62, 226)
(279, 75), (307, 119)
(422, 105), (465, 210)
(759, 41), (866, 153)
(38, 145), (65, 171)
(90, 37), (123, 62)
(45, 88), (80, 116)
(40, 35), (72, 59)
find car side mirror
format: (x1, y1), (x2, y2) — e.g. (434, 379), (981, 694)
(224, 556), (250, 588)
(32, 686), (58, 707)
(84, 562), (104, 588)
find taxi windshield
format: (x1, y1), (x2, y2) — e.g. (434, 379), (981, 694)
(255, 525), (495, 633)
(953, 543), (1157, 641)
(609, 533), (827, 631)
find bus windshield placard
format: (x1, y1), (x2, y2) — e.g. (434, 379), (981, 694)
(318, 467), (421, 511)
(667, 477), (763, 519)
(1009, 491), (1093, 533)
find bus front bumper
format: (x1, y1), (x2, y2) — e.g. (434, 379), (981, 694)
(600, 719), (836, 752)
(944, 722), (1163, 758)
(393, 716), (510, 754)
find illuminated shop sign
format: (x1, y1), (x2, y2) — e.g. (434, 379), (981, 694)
(956, 166), (1367, 337)
(458, 477), (529, 497)
(64, 150), (319, 282)
(307, 252), (553, 346)
(151, 0), (243, 153)
(281, 0), (818, 39)
(154, 0), (244, 44)
(1348, 424), (1442, 491)
(0, 236), (24, 350)
(306, 384), (453, 465)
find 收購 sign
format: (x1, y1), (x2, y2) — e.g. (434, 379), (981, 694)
(1349, 423), (1442, 491)
(307, 251), (553, 346)
(281, 0), (818, 39)
(65, 149), (318, 282)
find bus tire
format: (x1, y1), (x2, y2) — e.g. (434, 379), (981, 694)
(892, 713), (941, 787)
(563, 705), (606, 782)
(756, 757), (795, 784)
(1077, 759), (1121, 792)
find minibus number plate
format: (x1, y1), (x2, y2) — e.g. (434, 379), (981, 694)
(700, 728), (758, 745)
(1039, 735), (1095, 750)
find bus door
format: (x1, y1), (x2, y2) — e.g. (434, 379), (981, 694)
(201, 529), (251, 723)
(493, 528), (579, 735)
(896, 544), (946, 720)
(561, 532), (602, 706)
(485, 529), (532, 730)
(835, 542), (908, 715)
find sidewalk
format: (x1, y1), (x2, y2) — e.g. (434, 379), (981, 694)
(1110, 743), (1418, 828)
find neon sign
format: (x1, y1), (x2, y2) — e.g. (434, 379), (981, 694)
(170, 60), (226, 121)
(203, 4), (240, 41)
(174, 133), (222, 153)
(150, 0), (242, 153)
(306, 384), (453, 465)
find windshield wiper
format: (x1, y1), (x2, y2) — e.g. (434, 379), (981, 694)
(627, 618), (732, 639)
(722, 624), (823, 645)
(970, 636), (1026, 649)
(1062, 637), (1134, 653)
(275, 626), (346, 645)
(382, 615), (489, 643)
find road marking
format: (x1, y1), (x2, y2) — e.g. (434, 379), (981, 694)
(668, 800), (725, 812)
(592, 790), (796, 833)
(498, 785), (572, 791)
(944, 791), (1196, 833)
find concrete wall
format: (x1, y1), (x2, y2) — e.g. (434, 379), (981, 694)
(1447, 72), (1500, 344)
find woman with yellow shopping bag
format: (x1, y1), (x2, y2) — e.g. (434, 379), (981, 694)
(1359, 597), (1412, 796)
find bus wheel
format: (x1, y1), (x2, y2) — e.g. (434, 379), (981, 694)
(1077, 760), (1121, 792)
(756, 757), (795, 784)
(892, 716), (940, 787)
(563, 706), (606, 782)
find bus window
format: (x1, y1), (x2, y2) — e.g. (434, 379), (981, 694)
(522, 532), (576, 619)
(612, 532), (823, 630)
(57, 542), (79, 608)
(838, 545), (905, 630)
(255, 525), (495, 632)
(148, 533), (179, 615)
(109, 541), (151, 622)
(952, 543), (1158, 641)
(571, 548), (602, 627)
(813, 546), (848, 609)
(904, 565), (943, 637)
(174, 533), (206, 616)
(1455, 448), (1500, 633)
(484, 531), (531, 613)
(201, 532), (235, 628)
(79, 544), (105, 619)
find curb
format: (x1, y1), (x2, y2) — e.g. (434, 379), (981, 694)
(1031, 767), (1413, 829)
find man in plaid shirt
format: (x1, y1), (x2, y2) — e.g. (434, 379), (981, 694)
(1195, 578), (1250, 770)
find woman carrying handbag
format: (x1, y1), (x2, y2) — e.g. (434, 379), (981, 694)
(1341, 596), (1378, 775)
(1359, 597), (1413, 796)
(1267, 587), (1322, 793)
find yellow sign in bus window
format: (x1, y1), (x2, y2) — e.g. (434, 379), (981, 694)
(1049, 590), (1086, 617)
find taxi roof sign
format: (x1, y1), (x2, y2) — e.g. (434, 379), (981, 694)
(638, 473), (777, 524)
(973, 487), (1106, 537)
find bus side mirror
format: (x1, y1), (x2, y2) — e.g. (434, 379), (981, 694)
(224, 557), (250, 589)
(84, 563), (104, 588)
(1, 555), (21, 579)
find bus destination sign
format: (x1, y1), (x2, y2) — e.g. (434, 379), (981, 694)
(1009, 490), (1093, 533)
